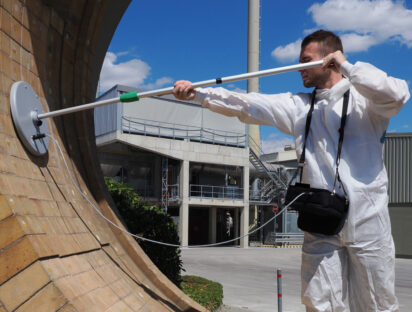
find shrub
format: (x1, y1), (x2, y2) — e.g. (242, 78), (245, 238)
(105, 177), (183, 286)
(181, 275), (223, 311)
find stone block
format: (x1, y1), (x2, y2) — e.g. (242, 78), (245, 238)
(0, 236), (38, 284)
(0, 195), (13, 221)
(0, 73), (12, 97)
(94, 264), (119, 285)
(10, 14), (21, 43)
(10, 58), (20, 81)
(34, 199), (61, 217)
(83, 250), (109, 270)
(11, 178), (51, 200)
(0, 173), (11, 194)
(21, 5), (29, 28)
(0, 134), (23, 158)
(0, 93), (6, 115)
(89, 286), (120, 311)
(0, 32), (10, 58)
(0, 261), (50, 311)
(46, 182), (66, 202)
(2, 196), (23, 215)
(63, 216), (88, 233)
(11, 0), (22, 21)
(61, 255), (93, 276)
(57, 201), (77, 217)
(20, 48), (30, 69)
(108, 279), (131, 299)
(0, 112), (14, 138)
(123, 294), (145, 312)
(72, 232), (101, 253)
(0, 9), (12, 36)
(58, 304), (79, 312)
(0, 215), (24, 249)
(55, 234), (83, 257)
(28, 235), (58, 258)
(55, 269), (104, 301)
(20, 65), (31, 87)
(1, 0), (12, 14)
(47, 165), (69, 185)
(0, 51), (11, 76)
(15, 282), (66, 312)
(104, 300), (133, 312)
(21, 27), (31, 51)
(17, 215), (46, 235)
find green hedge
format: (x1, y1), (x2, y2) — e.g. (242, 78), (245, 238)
(181, 275), (223, 311)
(105, 177), (183, 286)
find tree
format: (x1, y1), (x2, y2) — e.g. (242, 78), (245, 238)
(105, 177), (183, 286)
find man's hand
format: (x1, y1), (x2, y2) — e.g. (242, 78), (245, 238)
(322, 50), (346, 72)
(173, 80), (196, 101)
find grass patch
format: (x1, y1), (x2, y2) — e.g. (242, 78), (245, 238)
(181, 275), (223, 311)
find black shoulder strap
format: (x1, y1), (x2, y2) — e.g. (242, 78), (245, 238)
(290, 88), (350, 188)
(333, 89), (350, 196)
(298, 89), (316, 168)
(290, 89), (316, 184)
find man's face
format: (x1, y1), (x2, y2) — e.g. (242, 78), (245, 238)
(299, 42), (329, 88)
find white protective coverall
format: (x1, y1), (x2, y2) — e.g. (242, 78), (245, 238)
(194, 61), (410, 311)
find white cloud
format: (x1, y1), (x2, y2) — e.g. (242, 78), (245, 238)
(340, 33), (379, 52)
(116, 51), (130, 57)
(141, 77), (174, 90)
(261, 137), (295, 154)
(271, 39), (302, 63)
(99, 52), (172, 93)
(308, 0), (412, 47)
(226, 84), (248, 93)
(271, 0), (412, 61)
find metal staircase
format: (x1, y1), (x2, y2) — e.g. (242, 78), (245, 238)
(249, 136), (288, 204)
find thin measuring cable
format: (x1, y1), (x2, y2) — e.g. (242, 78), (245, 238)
(47, 133), (306, 248)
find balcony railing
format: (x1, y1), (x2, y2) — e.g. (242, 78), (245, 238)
(190, 184), (243, 200)
(122, 116), (246, 147)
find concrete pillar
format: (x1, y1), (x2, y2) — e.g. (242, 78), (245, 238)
(179, 160), (189, 246)
(209, 207), (217, 244)
(248, 0), (261, 155)
(234, 207), (239, 243)
(240, 166), (250, 248)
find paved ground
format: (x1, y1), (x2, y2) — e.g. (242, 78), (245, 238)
(182, 247), (412, 312)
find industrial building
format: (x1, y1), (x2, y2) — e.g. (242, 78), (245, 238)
(94, 84), (291, 248)
(384, 132), (412, 258)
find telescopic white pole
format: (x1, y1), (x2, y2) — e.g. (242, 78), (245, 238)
(37, 60), (323, 120)
(10, 60), (323, 156)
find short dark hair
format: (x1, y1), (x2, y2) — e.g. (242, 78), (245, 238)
(301, 30), (343, 56)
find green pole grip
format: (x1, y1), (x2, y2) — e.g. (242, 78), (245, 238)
(120, 91), (139, 102)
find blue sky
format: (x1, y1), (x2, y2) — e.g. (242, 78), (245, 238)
(100, 0), (412, 153)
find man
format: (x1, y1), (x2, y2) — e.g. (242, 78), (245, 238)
(225, 211), (233, 237)
(173, 30), (410, 311)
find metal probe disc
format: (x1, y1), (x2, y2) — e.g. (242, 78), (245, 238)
(10, 81), (49, 156)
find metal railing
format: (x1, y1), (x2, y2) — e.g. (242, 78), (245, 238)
(133, 184), (179, 201)
(189, 184), (243, 200)
(248, 136), (289, 204)
(249, 136), (288, 187)
(122, 116), (247, 147)
(272, 233), (304, 245)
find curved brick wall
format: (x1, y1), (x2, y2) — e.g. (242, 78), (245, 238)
(0, 1), (204, 311)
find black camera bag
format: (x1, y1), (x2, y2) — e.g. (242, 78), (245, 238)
(285, 89), (350, 235)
